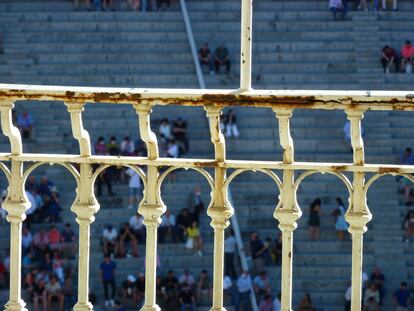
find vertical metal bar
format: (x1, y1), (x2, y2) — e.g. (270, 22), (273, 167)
(344, 109), (372, 311)
(274, 109), (299, 311)
(240, 0), (253, 91)
(0, 102), (28, 311)
(205, 106), (233, 311)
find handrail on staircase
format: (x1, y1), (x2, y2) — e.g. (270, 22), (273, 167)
(179, 0), (206, 89)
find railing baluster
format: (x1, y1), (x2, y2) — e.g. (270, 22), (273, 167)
(65, 102), (98, 311)
(273, 109), (300, 311)
(134, 103), (164, 311)
(345, 109), (372, 311)
(0, 101), (28, 311)
(205, 106), (233, 311)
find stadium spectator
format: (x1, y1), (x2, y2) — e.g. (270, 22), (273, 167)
(382, 0), (397, 10)
(403, 210), (414, 242)
(102, 224), (118, 256)
(126, 166), (142, 209)
(172, 117), (189, 155)
(308, 198), (321, 241)
(117, 222), (139, 258)
(250, 232), (269, 274)
(198, 43), (214, 75)
(159, 118), (172, 139)
(179, 283), (196, 311)
(22, 227), (33, 255)
(120, 274), (138, 306)
(100, 254), (117, 307)
(62, 273), (75, 311)
(197, 269), (212, 301)
(363, 297), (380, 311)
(254, 271), (271, 301)
(393, 281), (410, 311)
(134, 138), (147, 156)
(187, 185), (204, 224)
(259, 294), (275, 311)
(215, 44), (231, 74)
(159, 209), (178, 243)
(381, 45), (398, 73)
(178, 269), (196, 289)
(136, 273), (146, 306)
(157, 0), (170, 10)
(102, 0), (114, 10)
(364, 283), (381, 306)
(176, 208), (193, 242)
(33, 279), (48, 311)
(114, 300), (126, 311)
(17, 111), (34, 139)
(48, 225), (62, 250)
(273, 293), (281, 311)
(223, 273), (233, 301)
(344, 281), (352, 311)
(333, 197), (348, 240)
(270, 233), (282, 265)
(129, 212), (145, 243)
(43, 186), (62, 222)
(225, 109), (240, 138)
(128, 0), (140, 10)
(0, 260), (6, 289)
(370, 267), (385, 303)
(107, 136), (120, 155)
(46, 275), (64, 311)
(401, 41), (414, 73)
(61, 223), (76, 259)
(33, 229), (49, 257)
(298, 293), (314, 311)
(74, 0), (91, 10)
(95, 137), (107, 155)
(224, 229), (237, 279)
(161, 270), (179, 300)
(329, 0), (346, 20)
(121, 136), (135, 156)
(236, 271), (252, 311)
(167, 139), (180, 158)
(186, 220), (203, 256)
(401, 148), (414, 165)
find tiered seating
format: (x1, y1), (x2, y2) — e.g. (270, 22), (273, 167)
(0, 0), (414, 310)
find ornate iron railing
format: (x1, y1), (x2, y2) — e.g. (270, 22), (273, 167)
(1, 0), (414, 310)
(1, 85), (414, 311)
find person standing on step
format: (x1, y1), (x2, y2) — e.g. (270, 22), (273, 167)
(401, 41), (414, 73)
(236, 271), (252, 311)
(100, 254), (117, 307)
(224, 229), (237, 280)
(126, 166), (142, 209)
(225, 109), (240, 138)
(187, 185), (204, 224)
(308, 198), (322, 241)
(333, 197), (348, 241)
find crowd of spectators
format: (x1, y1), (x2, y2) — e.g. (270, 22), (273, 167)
(329, 0), (398, 20)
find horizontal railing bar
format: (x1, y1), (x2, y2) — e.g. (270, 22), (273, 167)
(1, 83), (414, 109)
(0, 152), (411, 174)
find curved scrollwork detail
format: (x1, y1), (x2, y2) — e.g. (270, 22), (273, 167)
(224, 168), (283, 208)
(0, 162), (11, 183)
(22, 161), (80, 185)
(365, 172), (414, 195)
(156, 166), (214, 206)
(294, 170), (353, 198)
